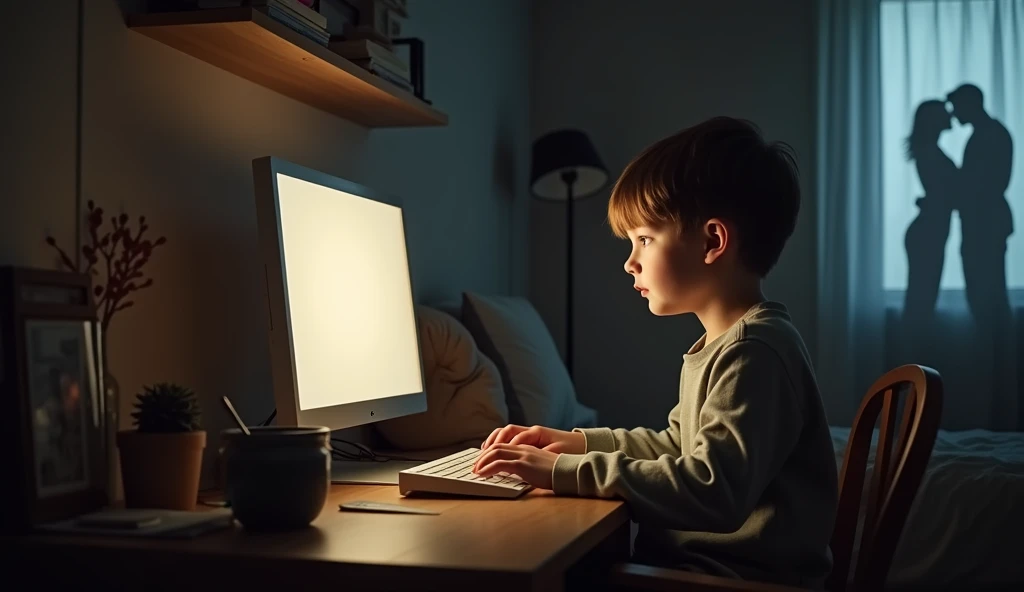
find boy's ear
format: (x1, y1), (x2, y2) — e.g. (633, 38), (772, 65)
(703, 218), (728, 264)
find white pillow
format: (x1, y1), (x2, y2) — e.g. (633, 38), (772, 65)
(460, 292), (598, 430)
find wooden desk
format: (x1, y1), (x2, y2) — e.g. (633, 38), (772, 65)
(6, 484), (630, 592)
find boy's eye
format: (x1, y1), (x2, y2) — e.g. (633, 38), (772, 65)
(638, 236), (651, 246)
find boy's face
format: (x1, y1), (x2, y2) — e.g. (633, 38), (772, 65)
(623, 223), (710, 316)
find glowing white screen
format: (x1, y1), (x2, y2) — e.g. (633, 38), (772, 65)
(275, 173), (423, 410)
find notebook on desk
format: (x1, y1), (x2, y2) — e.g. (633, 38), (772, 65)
(37, 508), (234, 539)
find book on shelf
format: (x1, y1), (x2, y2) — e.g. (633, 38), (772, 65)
(258, 3), (330, 46)
(351, 57), (409, 82)
(359, 62), (414, 93)
(341, 23), (393, 49)
(247, 0), (327, 29)
(355, 0), (403, 39)
(319, 0), (358, 37)
(361, 0), (408, 19)
(329, 38), (407, 72)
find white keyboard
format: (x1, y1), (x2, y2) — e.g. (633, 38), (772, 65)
(398, 448), (532, 499)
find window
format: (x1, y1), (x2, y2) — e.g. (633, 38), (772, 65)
(880, 0), (1023, 296)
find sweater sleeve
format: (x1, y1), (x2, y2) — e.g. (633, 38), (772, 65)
(573, 401), (683, 459)
(551, 339), (804, 533)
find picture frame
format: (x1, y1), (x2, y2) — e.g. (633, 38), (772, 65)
(0, 266), (107, 533)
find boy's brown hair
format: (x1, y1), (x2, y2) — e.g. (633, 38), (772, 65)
(607, 116), (800, 277)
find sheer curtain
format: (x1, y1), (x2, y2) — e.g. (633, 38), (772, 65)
(816, 0), (887, 428)
(881, 0), (1022, 430)
(818, 0), (1024, 431)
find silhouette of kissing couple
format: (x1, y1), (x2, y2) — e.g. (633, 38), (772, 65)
(903, 83), (1014, 328)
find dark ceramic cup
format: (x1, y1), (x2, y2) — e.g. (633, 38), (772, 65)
(220, 426), (331, 531)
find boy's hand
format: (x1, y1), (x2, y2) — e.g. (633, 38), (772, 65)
(481, 424), (586, 455)
(472, 444), (558, 490)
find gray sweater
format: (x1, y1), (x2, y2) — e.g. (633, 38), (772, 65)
(552, 302), (838, 588)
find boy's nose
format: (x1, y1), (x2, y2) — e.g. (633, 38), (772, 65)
(624, 257), (639, 275)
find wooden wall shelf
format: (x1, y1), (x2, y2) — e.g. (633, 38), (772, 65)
(127, 8), (448, 128)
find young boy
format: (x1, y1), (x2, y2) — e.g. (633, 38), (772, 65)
(472, 117), (839, 588)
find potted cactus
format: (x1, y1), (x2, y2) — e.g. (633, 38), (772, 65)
(116, 383), (205, 510)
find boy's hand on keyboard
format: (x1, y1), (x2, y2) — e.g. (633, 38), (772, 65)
(481, 425), (586, 455)
(471, 444), (558, 490)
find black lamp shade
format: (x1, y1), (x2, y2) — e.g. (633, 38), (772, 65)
(530, 129), (609, 201)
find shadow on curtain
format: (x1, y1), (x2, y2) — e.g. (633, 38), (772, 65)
(818, 0), (1023, 430)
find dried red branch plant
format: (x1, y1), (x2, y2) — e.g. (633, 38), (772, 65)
(46, 200), (167, 335)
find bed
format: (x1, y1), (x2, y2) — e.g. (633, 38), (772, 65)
(829, 426), (1024, 591)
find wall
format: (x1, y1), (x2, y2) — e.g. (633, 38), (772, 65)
(529, 0), (819, 430)
(1, 0), (531, 485)
(0, 1), (79, 271)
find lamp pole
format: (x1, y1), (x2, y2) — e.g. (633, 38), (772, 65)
(562, 170), (578, 380)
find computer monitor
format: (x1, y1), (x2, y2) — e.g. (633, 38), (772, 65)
(251, 157), (427, 483)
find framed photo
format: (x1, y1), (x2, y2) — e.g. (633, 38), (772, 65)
(0, 266), (107, 533)
(26, 319), (96, 498)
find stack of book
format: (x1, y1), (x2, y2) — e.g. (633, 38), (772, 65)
(247, 0), (330, 47)
(329, 37), (412, 93)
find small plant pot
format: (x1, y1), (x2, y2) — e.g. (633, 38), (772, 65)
(117, 430), (206, 511)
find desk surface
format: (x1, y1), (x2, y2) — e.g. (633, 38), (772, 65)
(9, 484), (630, 591)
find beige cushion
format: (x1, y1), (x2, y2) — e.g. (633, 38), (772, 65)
(373, 305), (507, 451)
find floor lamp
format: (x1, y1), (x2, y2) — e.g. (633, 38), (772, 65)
(530, 130), (609, 379)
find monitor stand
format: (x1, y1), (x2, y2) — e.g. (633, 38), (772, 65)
(330, 459), (425, 485)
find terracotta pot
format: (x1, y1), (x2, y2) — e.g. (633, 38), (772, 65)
(116, 430), (206, 511)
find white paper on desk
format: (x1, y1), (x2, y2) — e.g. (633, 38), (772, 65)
(37, 508), (234, 539)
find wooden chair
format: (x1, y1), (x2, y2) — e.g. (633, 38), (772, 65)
(609, 364), (944, 592)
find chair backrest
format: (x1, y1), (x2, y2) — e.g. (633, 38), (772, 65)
(825, 364), (943, 592)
